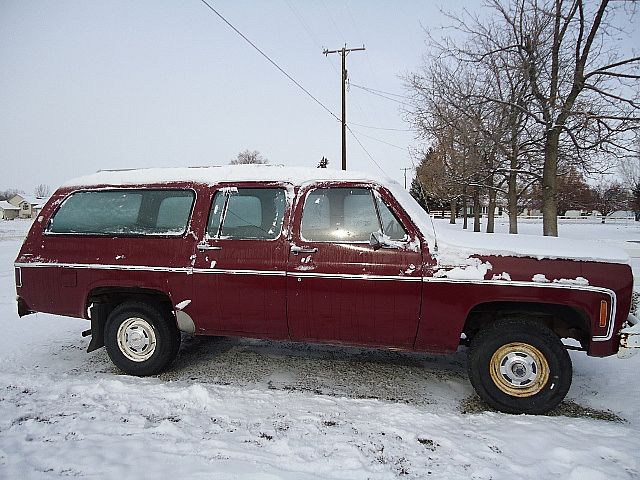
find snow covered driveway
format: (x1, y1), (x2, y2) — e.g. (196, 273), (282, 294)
(1, 220), (640, 479)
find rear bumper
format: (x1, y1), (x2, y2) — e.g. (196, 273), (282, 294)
(618, 313), (640, 358)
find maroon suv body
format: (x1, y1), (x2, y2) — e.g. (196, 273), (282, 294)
(14, 165), (640, 414)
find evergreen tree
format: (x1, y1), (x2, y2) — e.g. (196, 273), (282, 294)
(409, 177), (428, 211)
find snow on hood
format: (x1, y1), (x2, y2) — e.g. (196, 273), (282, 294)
(386, 182), (630, 268)
(434, 227), (630, 265)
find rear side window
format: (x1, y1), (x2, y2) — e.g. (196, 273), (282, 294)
(207, 188), (286, 240)
(48, 189), (195, 236)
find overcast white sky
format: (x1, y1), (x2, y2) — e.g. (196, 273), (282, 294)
(0, 1), (637, 194)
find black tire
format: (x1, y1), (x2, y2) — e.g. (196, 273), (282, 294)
(104, 301), (181, 376)
(467, 318), (572, 415)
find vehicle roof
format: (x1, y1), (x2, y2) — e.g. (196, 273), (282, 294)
(62, 164), (391, 188)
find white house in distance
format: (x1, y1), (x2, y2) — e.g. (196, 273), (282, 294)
(0, 194), (48, 220)
(0, 201), (20, 220)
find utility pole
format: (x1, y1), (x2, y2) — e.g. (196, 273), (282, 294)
(400, 167), (412, 189)
(323, 44), (365, 170)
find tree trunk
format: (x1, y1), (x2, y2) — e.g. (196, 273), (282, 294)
(508, 155), (518, 234)
(462, 187), (468, 229)
(486, 189), (496, 233)
(449, 199), (457, 224)
(542, 131), (560, 236)
(473, 187), (481, 232)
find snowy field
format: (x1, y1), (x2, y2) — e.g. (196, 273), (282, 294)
(1, 218), (640, 479)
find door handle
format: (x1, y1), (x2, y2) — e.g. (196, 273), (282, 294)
(291, 244), (318, 255)
(197, 242), (222, 251)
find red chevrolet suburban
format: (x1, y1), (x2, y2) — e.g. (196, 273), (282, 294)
(14, 165), (640, 414)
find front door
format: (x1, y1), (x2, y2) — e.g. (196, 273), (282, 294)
(192, 184), (291, 336)
(287, 184), (423, 348)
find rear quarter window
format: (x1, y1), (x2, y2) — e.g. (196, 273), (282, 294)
(47, 189), (195, 236)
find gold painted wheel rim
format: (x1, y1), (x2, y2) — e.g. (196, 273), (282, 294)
(489, 342), (549, 397)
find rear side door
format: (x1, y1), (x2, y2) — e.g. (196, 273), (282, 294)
(286, 183), (423, 348)
(191, 183), (292, 337)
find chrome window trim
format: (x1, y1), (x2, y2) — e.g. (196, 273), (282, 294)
(206, 187), (288, 242)
(43, 187), (198, 238)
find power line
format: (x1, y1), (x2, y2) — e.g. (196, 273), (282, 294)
(283, 0), (322, 49)
(198, 1), (396, 177)
(348, 128), (407, 151)
(349, 83), (409, 99)
(349, 83), (412, 106)
(349, 121), (412, 132)
(320, 0), (346, 42)
(282, 0), (340, 76)
(346, 125), (389, 176)
(344, 2), (382, 92)
(200, 0), (340, 123)
(285, 0), (375, 131)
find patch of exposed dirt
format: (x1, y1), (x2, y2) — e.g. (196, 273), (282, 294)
(460, 394), (626, 422)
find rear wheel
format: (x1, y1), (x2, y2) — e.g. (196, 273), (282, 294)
(467, 318), (572, 414)
(104, 301), (180, 376)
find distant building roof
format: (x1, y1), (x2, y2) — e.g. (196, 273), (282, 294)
(0, 201), (20, 211)
(19, 195), (41, 205)
(8, 194), (48, 207)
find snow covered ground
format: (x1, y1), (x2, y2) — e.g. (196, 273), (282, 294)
(1, 218), (640, 479)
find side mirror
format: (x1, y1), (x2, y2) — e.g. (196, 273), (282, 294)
(369, 231), (384, 251)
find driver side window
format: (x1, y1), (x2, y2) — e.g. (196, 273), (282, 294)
(301, 187), (402, 242)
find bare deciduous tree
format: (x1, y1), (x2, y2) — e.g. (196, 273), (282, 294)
(618, 139), (640, 219)
(489, 0), (639, 235)
(0, 189), (21, 201)
(590, 180), (628, 220)
(34, 184), (50, 198)
(229, 150), (268, 165)
(407, 21), (541, 234)
(407, 0), (639, 236)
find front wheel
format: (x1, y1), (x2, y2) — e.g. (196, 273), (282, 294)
(104, 301), (181, 376)
(467, 318), (572, 414)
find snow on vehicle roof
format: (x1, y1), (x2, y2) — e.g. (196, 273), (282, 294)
(62, 164), (629, 265)
(63, 164), (387, 189)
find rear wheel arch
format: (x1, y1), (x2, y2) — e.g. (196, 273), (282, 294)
(103, 300), (181, 375)
(85, 287), (175, 353)
(462, 301), (590, 347)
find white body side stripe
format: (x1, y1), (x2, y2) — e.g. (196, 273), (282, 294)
(15, 262), (617, 342)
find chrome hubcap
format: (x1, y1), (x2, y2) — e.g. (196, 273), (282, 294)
(489, 343), (550, 397)
(500, 353), (538, 386)
(117, 317), (157, 362)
